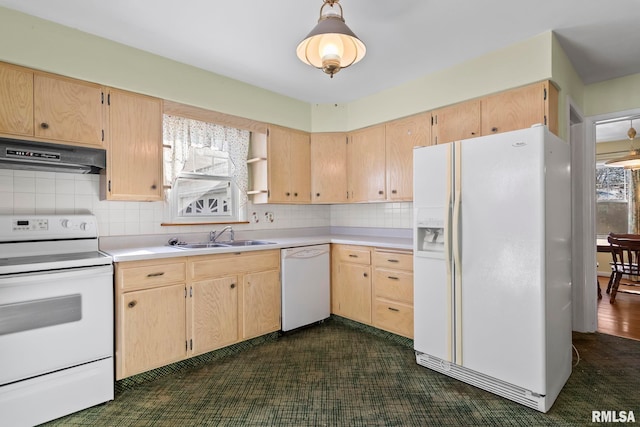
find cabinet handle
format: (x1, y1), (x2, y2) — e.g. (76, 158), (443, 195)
(230, 283), (236, 289)
(387, 259), (399, 263)
(388, 307), (399, 312)
(378, 190), (384, 195)
(294, 192), (298, 197)
(391, 190), (397, 194)
(128, 300), (137, 308)
(286, 192), (291, 196)
(349, 254), (358, 258)
(388, 276), (399, 280)
(147, 272), (165, 277)
(40, 122), (49, 129)
(316, 193), (321, 197)
(471, 132), (476, 135)
(363, 272), (368, 277)
(491, 127), (498, 133)
(151, 184), (157, 190)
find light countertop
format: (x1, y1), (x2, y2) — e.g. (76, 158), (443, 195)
(104, 233), (412, 263)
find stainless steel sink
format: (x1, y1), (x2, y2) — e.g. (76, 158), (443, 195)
(222, 240), (276, 246)
(173, 242), (231, 249)
(171, 240), (275, 249)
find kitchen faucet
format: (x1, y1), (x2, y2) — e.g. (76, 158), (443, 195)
(210, 226), (234, 242)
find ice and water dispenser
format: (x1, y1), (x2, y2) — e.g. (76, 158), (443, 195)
(415, 207), (445, 257)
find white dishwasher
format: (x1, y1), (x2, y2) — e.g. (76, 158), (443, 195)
(281, 244), (330, 331)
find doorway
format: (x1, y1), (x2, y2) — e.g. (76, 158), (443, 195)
(590, 108), (640, 340)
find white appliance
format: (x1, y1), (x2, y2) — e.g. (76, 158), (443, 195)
(0, 214), (114, 427)
(281, 244), (330, 331)
(413, 125), (572, 413)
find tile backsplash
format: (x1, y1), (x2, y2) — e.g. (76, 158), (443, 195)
(0, 169), (412, 236)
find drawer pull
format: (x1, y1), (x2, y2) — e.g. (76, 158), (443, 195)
(147, 272), (165, 277)
(348, 254), (358, 258)
(363, 272), (368, 278)
(387, 259), (399, 263)
(388, 276), (399, 280)
(388, 307), (399, 312)
(230, 283), (236, 289)
(128, 300), (137, 308)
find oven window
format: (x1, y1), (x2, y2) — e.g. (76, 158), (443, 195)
(0, 294), (81, 335)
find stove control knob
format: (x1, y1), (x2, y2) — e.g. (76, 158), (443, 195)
(79, 222), (87, 231)
(61, 219), (73, 229)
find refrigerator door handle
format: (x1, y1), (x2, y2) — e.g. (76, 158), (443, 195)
(453, 141), (463, 364)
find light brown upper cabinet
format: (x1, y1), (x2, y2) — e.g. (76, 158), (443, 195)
(481, 80), (558, 136)
(0, 62), (34, 137)
(385, 112), (431, 201)
(267, 125), (311, 203)
(310, 132), (348, 203)
(348, 124), (386, 202)
(432, 100), (481, 145)
(34, 73), (105, 148)
(104, 88), (163, 201)
(0, 62), (105, 148)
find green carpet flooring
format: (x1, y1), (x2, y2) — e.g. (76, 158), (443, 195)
(43, 317), (639, 426)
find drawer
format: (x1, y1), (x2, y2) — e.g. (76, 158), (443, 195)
(335, 245), (371, 265)
(374, 269), (413, 305)
(373, 250), (413, 271)
(189, 249), (280, 281)
(117, 259), (187, 291)
(373, 299), (414, 338)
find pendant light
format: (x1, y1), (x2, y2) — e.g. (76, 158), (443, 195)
(606, 119), (640, 169)
(296, 0), (366, 78)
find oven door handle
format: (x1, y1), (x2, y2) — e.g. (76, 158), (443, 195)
(0, 265), (113, 285)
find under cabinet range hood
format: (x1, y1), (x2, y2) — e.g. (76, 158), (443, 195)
(0, 138), (106, 174)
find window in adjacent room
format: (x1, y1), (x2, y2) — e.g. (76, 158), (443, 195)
(595, 163), (631, 236)
(163, 115), (249, 223)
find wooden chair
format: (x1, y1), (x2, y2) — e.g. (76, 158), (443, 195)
(607, 233), (640, 303)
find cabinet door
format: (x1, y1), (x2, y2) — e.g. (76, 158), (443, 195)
(33, 73), (104, 147)
(348, 125), (386, 202)
(311, 132), (348, 203)
(385, 112), (431, 201)
(0, 63), (33, 137)
(481, 82), (547, 136)
(289, 131), (311, 203)
(118, 284), (186, 379)
(191, 276), (238, 355)
(432, 100), (481, 145)
(267, 125), (292, 203)
(242, 269), (281, 339)
(107, 88), (163, 201)
(334, 262), (372, 324)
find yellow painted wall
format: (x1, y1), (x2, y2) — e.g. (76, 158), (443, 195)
(3, 4), (639, 138)
(551, 33), (585, 139)
(312, 32), (555, 132)
(0, 6), (311, 131)
(585, 73), (640, 117)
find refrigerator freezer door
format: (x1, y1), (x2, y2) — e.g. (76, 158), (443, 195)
(413, 143), (454, 361)
(457, 127), (546, 393)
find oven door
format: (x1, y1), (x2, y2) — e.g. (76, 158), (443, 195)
(0, 265), (113, 386)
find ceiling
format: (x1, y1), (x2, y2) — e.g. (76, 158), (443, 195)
(1, 0), (640, 105)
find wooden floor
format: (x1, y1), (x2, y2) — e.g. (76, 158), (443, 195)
(597, 276), (640, 340)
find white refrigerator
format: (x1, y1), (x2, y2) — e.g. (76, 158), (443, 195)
(413, 125), (572, 413)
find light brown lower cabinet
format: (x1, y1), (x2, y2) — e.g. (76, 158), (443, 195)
(115, 250), (281, 380)
(331, 244), (414, 339)
(372, 249), (414, 338)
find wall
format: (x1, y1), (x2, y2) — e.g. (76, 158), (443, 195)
(312, 32), (554, 132)
(585, 73), (640, 117)
(0, 6), (311, 132)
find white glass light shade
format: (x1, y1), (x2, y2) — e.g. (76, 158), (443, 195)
(296, 13), (366, 77)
